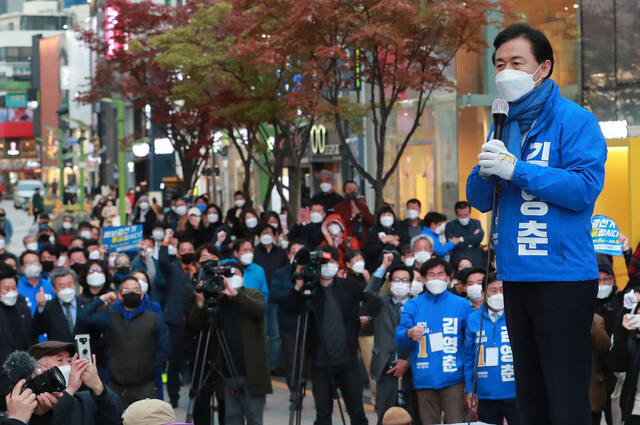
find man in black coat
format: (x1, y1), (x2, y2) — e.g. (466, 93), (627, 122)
(444, 201), (485, 266)
(282, 245), (367, 425)
(32, 268), (88, 343)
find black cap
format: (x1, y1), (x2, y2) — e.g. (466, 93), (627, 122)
(598, 261), (614, 276)
(29, 341), (76, 360)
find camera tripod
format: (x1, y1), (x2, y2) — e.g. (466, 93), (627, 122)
(288, 288), (348, 425)
(185, 296), (241, 425)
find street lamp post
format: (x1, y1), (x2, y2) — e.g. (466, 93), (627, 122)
(60, 116), (88, 213)
(101, 98), (126, 225)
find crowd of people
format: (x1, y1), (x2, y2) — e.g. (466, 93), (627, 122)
(0, 168), (637, 425)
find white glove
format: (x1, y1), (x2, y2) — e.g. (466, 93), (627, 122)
(478, 139), (517, 181)
(624, 291), (639, 310)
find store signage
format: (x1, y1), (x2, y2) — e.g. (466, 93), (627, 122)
(599, 120), (628, 139)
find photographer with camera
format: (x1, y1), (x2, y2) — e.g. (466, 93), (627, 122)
(189, 261), (271, 425)
(27, 341), (122, 425)
(282, 244), (368, 425)
(2, 378), (59, 425)
(78, 277), (170, 408)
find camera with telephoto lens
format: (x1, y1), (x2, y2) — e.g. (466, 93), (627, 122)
(290, 249), (333, 297)
(194, 260), (237, 298)
(24, 367), (66, 395)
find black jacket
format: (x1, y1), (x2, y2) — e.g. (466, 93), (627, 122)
(32, 297), (90, 343)
(363, 223), (407, 270)
(289, 222), (324, 251)
(51, 387), (122, 425)
(310, 191), (344, 214)
(158, 245), (192, 325)
(608, 307), (640, 423)
(0, 302), (33, 398)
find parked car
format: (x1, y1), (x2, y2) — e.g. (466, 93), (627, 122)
(14, 180), (45, 209)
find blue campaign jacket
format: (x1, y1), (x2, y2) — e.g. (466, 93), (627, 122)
(395, 289), (472, 390)
(420, 227), (455, 258)
(463, 307), (515, 400)
(466, 83), (607, 282)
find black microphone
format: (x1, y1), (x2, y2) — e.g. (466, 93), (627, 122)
(492, 98), (509, 141)
(2, 351), (36, 383)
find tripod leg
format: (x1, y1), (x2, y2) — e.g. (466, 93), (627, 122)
(289, 311), (309, 425)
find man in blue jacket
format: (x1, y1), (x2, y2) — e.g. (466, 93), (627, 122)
(395, 258), (472, 424)
(463, 273), (517, 425)
(419, 213), (460, 259)
(466, 23), (607, 425)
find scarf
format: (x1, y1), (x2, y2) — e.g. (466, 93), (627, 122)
(503, 79), (556, 160)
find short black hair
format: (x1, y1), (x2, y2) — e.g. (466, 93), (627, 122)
(194, 244), (220, 263)
(234, 191), (245, 198)
(424, 212), (447, 228)
(420, 258), (453, 277)
(68, 246), (88, 259)
(225, 261), (244, 276)
(492, 23), (554, 79)
(232, 238), (253, 252)
(70, 236), (85, 246)
(177, 239), (195, 251)
(19, 250), (39, 265)
(342, 180), (357, 192)
(406, 198), (421, 208)
(458, 266), (486, 286)
(343, 249), (363, 265)
(287, 239), (305, 254)
(484, 272), (499, 290)
(388, 265), (412, 281)
(39, 244), (59, 258)
(454, 201), (471, 212)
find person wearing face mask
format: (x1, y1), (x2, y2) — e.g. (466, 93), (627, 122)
(395, 258), (472, 425)
(364, 258), (421, 425)
(201, 205), (226, 249)
(282, 244), (368, 425)
(190, 262), (272, 425)
(132, 195), (157, 238)
(333, 181), (375, 245)
(466, 24), (607, 425)
(28, 340), (122, 425)
(397, 199), (425, 244)
(0, 229), (18, 264)
(409, 235), (434, 270)
(23, 235), (39, 253)
(224, 190), (249, 230)
(289, 203), (327, 250)
(419, 212), (460, 259)
(454, 267), (486, 308)
(252, 226), (288, 374)
(222, 239), (269, 302)
(463, 275), (518, 425)
(0, 272), (34, 408)
(444, 201), (484, 267)
(158, 229), (201, 407)
(320, 214), (359, 267)
(56, 216), (77, 248)
(0, 208), (14, 247)
(78, 277), (170, 408)
(594, 259), (621, 337)
(168, 199), (190, 238)
(234, 209), (261, 242)
(364, 206), (406, 271)
(32, 268), (89, 344)
(38, 245), (59, 280)
(17, 251), (54, 317)
(310, 169), (344, 214)
(130, 239), (162, 304)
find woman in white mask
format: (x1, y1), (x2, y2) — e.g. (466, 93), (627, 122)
(82, 260), (113, 300)
(321, 214), (360, 266)
(364, 206), (403, 268)
(236, 209), (261, 243)
(132, 195), (157, 238)
(342, 249), (369, 282)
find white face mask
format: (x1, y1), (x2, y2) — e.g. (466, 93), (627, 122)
(176, 205), (188, 216)
(27, 242), (38, 251)
(25, 264), (42, 279)
(310, 212), (324, 224)
(319, 182), (332, 193)
(80, 230), (92, 240)
(88, 250), (101, 260)
(0, 290), (18, 306)
(87, 273), (106, 288)
(328, 223), (342, 235)
(240, 253), (254, 265)
(190, 216), (201, 224)
(426, 279), (448, 295)
(487, 293), (505, 312)
(62, 222), (72, 230)
(152, 230), (165, 241)
(57, 256), (67, 268)
(245, 217), (258, 229)
(139, 202), (149, 211)
(320, 262), (339, 279)
(57, 365), (71, 387)
(351, 261), (365, 274)
(380, 216), (394, 228)
(108, 256), (117, 267)
(57, 287), (76, 303)
(414, 251), (431, 264)
(406, 209), (420, 220)
(260, 234), (274, 246)
(435, 224), (446, 235)
(49, 236), (56, 244)
(235, 199), (246, 208)
(281, 239), (289, 250)
(404, 257), (416, 267)
(138, 280), (149, 294)
(495, 63), (544, 102)
(597, 285), (613, 300)
(467, 284), (483, 302)
(390, 281), (410, 299)
(410, 281), (423, 297)
(207, 213), (219, 223)
(145, 247), (154, 257)
(228, 275), (244, 289)
(0, 239), (5, 250)
(458, 217), (471, 226)
(168, 245), (178, 256)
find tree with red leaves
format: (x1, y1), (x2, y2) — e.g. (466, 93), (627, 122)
(240, 0), (509, 210)
(76, 0), (212, 193)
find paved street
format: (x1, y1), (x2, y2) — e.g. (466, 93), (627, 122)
(1, 198), (40, 255)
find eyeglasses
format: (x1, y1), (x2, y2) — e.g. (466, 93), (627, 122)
(599, 277), (614, 284)
(121, 288), (141, 294)
(391, 277), (411, 283)
(87, 267), (103, 273)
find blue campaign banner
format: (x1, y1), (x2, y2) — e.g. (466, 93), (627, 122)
(591, 215), (623, 257)
(102, 225), (143, 253)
